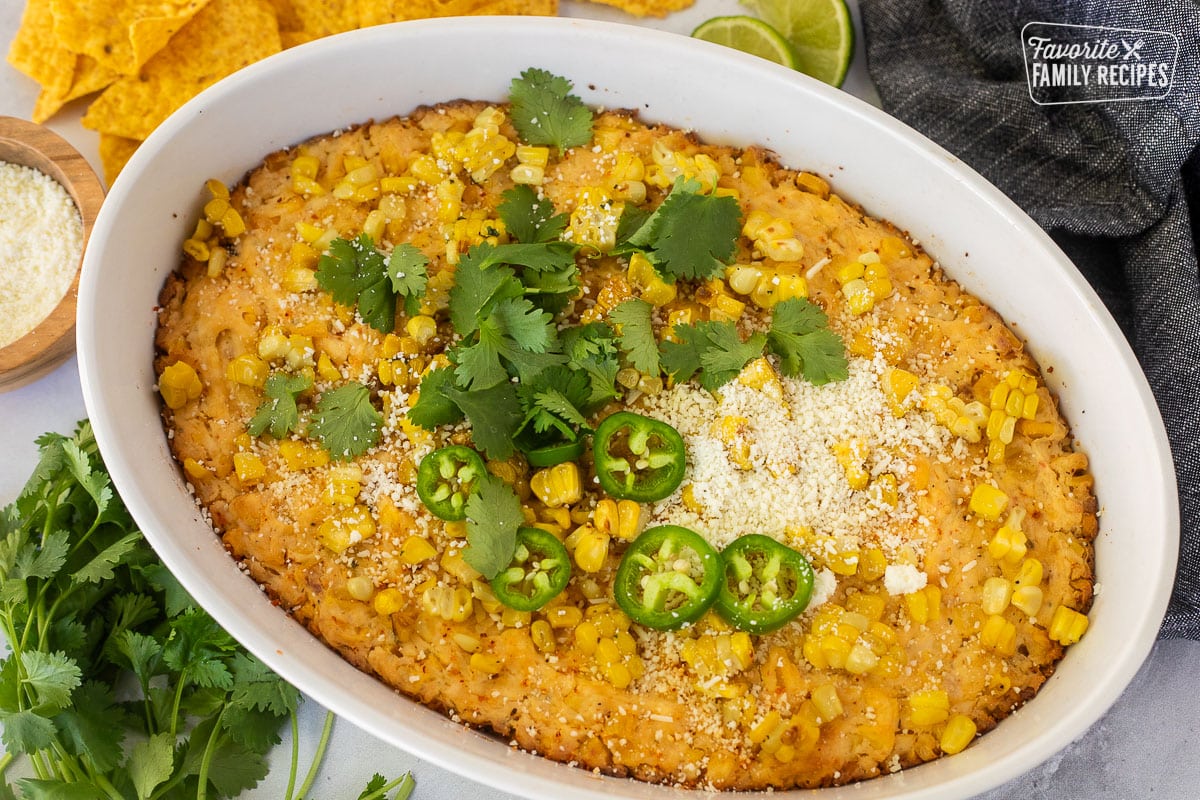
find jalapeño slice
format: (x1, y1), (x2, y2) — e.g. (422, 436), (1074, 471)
(715, 534), (814, 634)
(614, 525), (721, 631)
(416, 445), (486, 521)
(592, 411), (686, 502)
(525, 437), (586, 468)
(490, 527), (572, 612)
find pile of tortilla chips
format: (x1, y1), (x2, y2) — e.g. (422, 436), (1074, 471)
(7, 0), (695, 186)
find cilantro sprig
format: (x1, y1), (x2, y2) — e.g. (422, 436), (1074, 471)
(462, 473), (525, 579)
(311, 383), (383, 461)
(247, 372), (312, 439)
(661, 298), (848, 390)
(315, 234), (428, 334)
(622, 177), (742, 281)
(0, 423), (411, 798)
(509, 68), (594, 153)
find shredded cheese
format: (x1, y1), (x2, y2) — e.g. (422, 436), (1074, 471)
(0, 161), (82, 348)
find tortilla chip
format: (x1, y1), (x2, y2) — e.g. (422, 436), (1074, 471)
(357, 0), (555, 25)
(277, 0), (359, 47)
(82, 0), (282, 140)
(7, 0), (76, 119)
(98, 134), (143, 186)
(49, 0), (213, 76)
(580, 0), (693, 18)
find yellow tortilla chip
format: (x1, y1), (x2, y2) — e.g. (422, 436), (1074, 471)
(278, 0), (359, 47)
(82, 0), (282, 140)
(99, 134), (143, 186)
(7, 0), (75, 119)
(356, 0), (555, 25)
(49, 0), (213, 76)
(580, 0), (693, 18)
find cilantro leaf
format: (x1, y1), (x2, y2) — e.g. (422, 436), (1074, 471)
(562, 322), (621, 408)
(54, 681), (125, 774)
(499, 185), (569, 243)
(766, 297), (849, 385)
(609, 298), (660, 375)
(386, 244), (429, 308)
(316, 234), (396, 333)
(407, 366), (465, 429)
(247, 372), (312, 439)
(448, 249), (524, 337)
(439, 381), (524, 460)
(128, 732), (175, 800)
(699, 326), (767, 390)
(660, 321), (765, 391)
(515, 366), (594, 445)
(509, 68), (593, 153)
(73, 530), (140, 584)
(20, 651), (80, 708)
(626, 178), (742, 280)
(452, 297), (563, 389)
(311, 383), (383, 460)
(1, 710), (56, 754)
(659, 324), (705, 385)
(463, 474), (524, 579)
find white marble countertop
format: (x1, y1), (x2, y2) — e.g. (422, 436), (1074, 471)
(2, 1), (1195, 797)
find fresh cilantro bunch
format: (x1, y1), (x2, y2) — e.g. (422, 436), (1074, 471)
(0, 423), (410, 799)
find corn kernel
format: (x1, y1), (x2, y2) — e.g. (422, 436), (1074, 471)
(940, 714), (977, 755)
(233, 452), (266, 484)
(1011, 585), (1044, 616)
(159, 361), (203, 410)
(531, 462), (582, 508)
(572, 528), (610, 573)
(981, 577), (1013, 615)
(811, 684), (843, 722)
(1048, 605), (1089, 645)
(373, 587), (404, 615)
(546, 605), (584, 629)
(980, 613), (1017, 654)
(400, 535), (437, 564)
(470, 652), (502, 675)
(906, 689), (950, 727)
(969, 484), (1009, 521)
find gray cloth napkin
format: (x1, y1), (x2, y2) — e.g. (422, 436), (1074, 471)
(859, 0), (1200, 637)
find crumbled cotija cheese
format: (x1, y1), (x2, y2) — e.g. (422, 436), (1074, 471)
(0, 161), (82, 348)
(640, 355), (950, 556)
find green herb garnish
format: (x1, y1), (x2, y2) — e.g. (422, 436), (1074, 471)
(247, 372), (312, 439)
(624, 177), (742, 280)
(0, 423), (410, 798)
(509, 68), (594, 153)
(767, 297), (850, 385)
(311, 383), (383, 460)
(660, 298), (848, 390)
(315, 234), (427, 333)
(609, 298), (661, 376)
(463, 473), (525, 579)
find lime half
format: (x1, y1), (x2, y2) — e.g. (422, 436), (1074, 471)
(740, 0), (855, 86)
(692, 16), (800, 70)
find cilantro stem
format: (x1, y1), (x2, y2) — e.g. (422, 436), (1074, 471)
(295, 710), (336, 800)
(283, 710), (301, 800)
(169, 668), (189, 740)
(196, 706), (228, 800)
(0, 752), (11, 778)
(358, 772), (416, 800)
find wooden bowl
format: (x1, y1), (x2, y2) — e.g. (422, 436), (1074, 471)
(0, 116), (105, 392)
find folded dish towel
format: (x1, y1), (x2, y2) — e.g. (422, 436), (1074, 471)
(860, 0), (1200, 638)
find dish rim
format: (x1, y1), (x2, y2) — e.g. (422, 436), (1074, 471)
(77, 15), (1179, 800)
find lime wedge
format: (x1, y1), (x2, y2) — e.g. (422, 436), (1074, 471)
(692, 16), (800, 71)
(740, 0), (855, 87)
